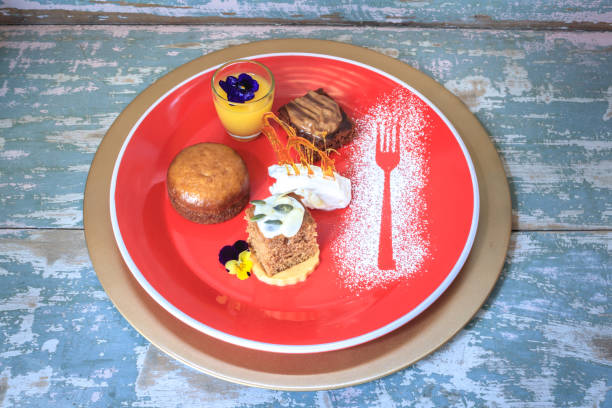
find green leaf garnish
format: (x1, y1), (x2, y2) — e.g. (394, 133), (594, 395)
(264, 219), (283, 225)
(250, 200), (266, 205)
(273, 204), (293, 213)
(250, 213), (265, 221)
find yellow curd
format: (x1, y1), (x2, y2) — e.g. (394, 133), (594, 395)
(212, 73), (274, 140)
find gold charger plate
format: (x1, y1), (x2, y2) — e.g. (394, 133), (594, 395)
(84, 39), (511, 390)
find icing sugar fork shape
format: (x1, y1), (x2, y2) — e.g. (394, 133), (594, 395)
(375, 120), (401, 270)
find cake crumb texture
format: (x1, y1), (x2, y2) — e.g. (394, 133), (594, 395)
(245, 205), (318, 276)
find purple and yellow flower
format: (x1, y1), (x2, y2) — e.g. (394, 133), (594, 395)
(219, 73), (259, 103)
(218, 240), (252, 280)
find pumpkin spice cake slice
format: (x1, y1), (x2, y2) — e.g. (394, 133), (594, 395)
(245, 194), (319, 286)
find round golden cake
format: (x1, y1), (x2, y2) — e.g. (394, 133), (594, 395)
(167, 143), (249, 224)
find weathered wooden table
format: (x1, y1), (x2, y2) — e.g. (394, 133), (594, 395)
(1, 2), (610, 406)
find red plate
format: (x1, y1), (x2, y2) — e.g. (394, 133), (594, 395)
(110, 53), (478, 353)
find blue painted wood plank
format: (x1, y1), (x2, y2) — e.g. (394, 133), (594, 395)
(0, 26), (610, 230)
(0, 0), (610, 28)
(0, 230), (609, 406)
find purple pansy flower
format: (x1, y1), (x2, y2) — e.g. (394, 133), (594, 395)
(218, 240), (252, 280)
(219, 73), (259, 103)
(218, 240), (249, 269)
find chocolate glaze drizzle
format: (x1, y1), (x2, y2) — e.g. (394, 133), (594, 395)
(285, 90), (342, 137)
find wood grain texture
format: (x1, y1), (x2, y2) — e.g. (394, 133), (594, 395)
(0, 229), (609, 406)
(0, 22), (610, 407)
(0, 0), (610, 30)
(0, 26), (610, 230)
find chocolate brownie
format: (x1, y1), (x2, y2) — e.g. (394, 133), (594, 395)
(278, 89), (355, 157)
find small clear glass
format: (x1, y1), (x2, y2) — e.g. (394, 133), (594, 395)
(211, 59), (275, 142)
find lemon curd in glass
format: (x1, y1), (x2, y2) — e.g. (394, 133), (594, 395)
(211, 60), (275, 141)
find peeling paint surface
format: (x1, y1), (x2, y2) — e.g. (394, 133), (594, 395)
(0, 26), (610, 230)
(0, 21), (610, 407)
(0, 1), (611, 27)
(0, 230), (610, 406)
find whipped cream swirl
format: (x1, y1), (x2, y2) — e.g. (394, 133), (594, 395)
(268, 164), (351, 211)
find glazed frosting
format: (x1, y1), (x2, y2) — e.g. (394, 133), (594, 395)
(268, 164), (351, 211)
(252, 194), (305, 239)
(285, 91), (342, 137)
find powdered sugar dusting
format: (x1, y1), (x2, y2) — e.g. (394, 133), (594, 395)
(332, 89), (430, 292)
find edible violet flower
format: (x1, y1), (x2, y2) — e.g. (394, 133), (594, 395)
(219, 240), (252, 280)
(219, 73), (259, 103)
